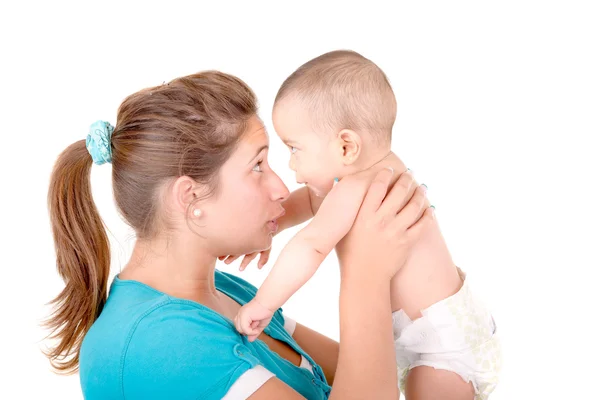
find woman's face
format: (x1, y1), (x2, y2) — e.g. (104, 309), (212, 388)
(200, 116), (289, 257)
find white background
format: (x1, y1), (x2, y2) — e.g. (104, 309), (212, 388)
(1, 1), (598, 398)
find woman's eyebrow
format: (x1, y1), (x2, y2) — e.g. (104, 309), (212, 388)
(248, 145), (269, 164)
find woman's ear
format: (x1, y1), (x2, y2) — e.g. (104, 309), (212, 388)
(337, 129), (362, 165)
(171, 176), (203, 216)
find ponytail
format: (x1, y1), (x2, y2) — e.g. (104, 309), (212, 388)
(44, 140), (110, 373)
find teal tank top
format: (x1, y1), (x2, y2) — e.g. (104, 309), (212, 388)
(79, 270), (331, 399)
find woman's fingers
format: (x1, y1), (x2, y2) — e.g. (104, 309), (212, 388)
(377, 171), (417, 219)
(403, 206), (435, 244)
(362, 168), (395, 214)
(392, 185), (430, 233)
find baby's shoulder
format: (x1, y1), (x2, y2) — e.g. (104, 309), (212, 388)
(338, 172), (372, 193)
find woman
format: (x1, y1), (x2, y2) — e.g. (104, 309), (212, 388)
(45, 71), (433, 399)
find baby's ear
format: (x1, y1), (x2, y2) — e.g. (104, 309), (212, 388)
(336, 129), (362, 165)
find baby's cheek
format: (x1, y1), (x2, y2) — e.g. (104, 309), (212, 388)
(316, 175), (337, 194)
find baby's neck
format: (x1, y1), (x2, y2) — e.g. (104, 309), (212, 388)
(347, 149), (406, 182)
(365, 150), (404, 175)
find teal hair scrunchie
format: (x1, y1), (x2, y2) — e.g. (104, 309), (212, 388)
(86, 120), (114, 165)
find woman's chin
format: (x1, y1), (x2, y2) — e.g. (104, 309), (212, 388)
(233, 227), (273, 255)
(262, 236), (273, 250)
(253, 231), (273, 251)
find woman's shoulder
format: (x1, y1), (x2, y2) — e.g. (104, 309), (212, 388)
(215, 269), (286, 325)
(87, 277), (241, 351)
(124, 297), (242, 357)
(81, 286), (255, 398)
(123, 299), (263, 398)
(83, 272), (260, 359)
(215, 269), (258, 297)
(81, 283), (239, 361)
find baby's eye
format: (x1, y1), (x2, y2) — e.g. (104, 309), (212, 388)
(252, 160), (263, 172)
(290, 146), (298, 154)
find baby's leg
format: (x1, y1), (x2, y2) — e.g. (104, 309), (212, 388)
(405, 366), (474, 400)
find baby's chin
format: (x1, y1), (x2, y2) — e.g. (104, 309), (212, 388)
(307, 184), (331, 198)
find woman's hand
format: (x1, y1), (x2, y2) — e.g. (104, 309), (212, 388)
(337, 168), (433, 281)
(329, 168), (433, 400)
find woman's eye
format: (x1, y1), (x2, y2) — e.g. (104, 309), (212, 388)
(290, 146), (298, 154)
(252, 161), (263, 172)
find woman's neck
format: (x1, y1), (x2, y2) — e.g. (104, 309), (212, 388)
(120, 235), (221, 302)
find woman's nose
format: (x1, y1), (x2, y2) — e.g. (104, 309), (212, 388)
(268, 172), (290, 202)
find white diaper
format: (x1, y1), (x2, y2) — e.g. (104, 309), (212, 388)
(392, 270), (502, 400)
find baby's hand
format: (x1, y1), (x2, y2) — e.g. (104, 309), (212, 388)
(219, 248), (272, 271)
(234, 299), (275, 342)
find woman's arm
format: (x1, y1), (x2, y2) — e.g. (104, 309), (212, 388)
(331, 170), (432, 399)
(247, 272), (395, 400)
(334, 270), (397, 399)
(292, 323), (339, 385)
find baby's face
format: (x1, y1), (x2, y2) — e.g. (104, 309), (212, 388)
(273, 101), (341, 197)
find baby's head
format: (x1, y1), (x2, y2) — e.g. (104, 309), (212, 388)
(273, 50), (397, 196)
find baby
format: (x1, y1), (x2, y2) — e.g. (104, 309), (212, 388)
(235, 50), (501, 399)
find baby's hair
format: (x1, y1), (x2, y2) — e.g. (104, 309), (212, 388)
(274, 50), (397, 144)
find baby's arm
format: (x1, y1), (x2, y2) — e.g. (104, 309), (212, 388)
(220, 187), (314, 270)
(255, 178), (365, 310)
(277, 186), (327, 234)
(235, 179), (366, 340)
(275, 186), (315, 234)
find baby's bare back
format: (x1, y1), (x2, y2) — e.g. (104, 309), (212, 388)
(337, 152), (462, 318)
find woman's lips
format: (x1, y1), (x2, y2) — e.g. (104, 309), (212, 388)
(267, 210), (285, 233)
(267, 220), (279, 233)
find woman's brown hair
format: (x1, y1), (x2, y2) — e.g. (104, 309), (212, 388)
(44, 71), (258, 373)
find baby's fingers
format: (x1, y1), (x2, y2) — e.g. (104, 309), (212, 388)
(239, 253), (259, 271)
(234, 314), (243, 334)
(224, 255), (240, 265)
(257, 249), (271, 269)
(247, 326), (265, 342)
